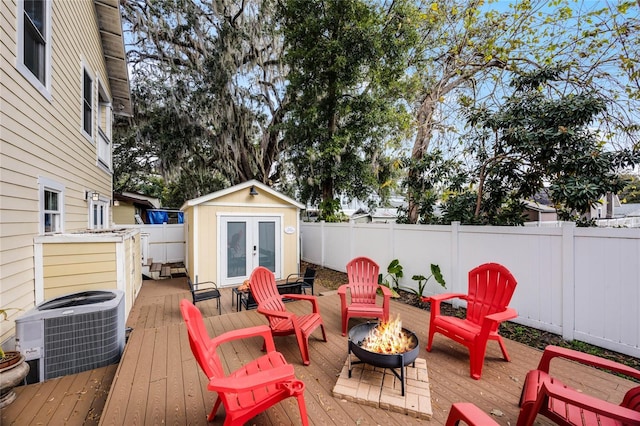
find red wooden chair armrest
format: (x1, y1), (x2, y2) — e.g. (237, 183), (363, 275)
(257, 307), (295, 321)
(337, 284), (348, 296)
(422, 293), (467, 316)
(378, 285), (392, 298)
(280, 294), (321, 312)
(445, 402), (499, 426)
(212, 325), (277, 353)
(530, 380), (640, 424)
(422, 292), (467, 304)
(483, 307), (518, 325)
(208, 364), (296, 393)
(537, 345), (640, 380)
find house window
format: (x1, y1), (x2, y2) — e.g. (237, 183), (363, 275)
(23, 0), (47, 84)
(83, 68), (93, 136)
(90, 200), (108, 230)
(39, 177), (64, 234)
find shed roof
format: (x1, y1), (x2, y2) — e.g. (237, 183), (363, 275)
(181, 179), (305, 210)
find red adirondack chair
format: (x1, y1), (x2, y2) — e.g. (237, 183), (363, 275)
(179, 299), (309, 425)
(517, 345), (640, 426)
(338, 256), (391, 336)
(250, 266), (327, 366)
(422, 262), (518, 380)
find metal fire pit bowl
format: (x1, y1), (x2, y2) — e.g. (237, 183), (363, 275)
(348, 321), (419, 396)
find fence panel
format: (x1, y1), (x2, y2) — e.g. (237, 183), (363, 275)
(118, 224), (185, 264)
(300, 221), (640, 358)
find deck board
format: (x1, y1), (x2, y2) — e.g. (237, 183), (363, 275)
(2, 276), (637, 426)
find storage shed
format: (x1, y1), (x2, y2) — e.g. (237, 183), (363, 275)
(181, 180), (305, 287)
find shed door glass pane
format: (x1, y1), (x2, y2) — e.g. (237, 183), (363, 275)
(258, 221), (276, 272)
(227, 222), (246, 277)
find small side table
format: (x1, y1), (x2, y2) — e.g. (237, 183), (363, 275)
(231, 287), (247, 312)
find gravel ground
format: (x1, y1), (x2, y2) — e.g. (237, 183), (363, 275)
(303, 261), (640, 372)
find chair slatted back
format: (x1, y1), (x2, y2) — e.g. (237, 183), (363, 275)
(250, 267), (287, 326)
(179, 299), (224, 379)
(303, 268), (316, 286)
(466, 263), (517, 330)
(346, 257), (380, 304)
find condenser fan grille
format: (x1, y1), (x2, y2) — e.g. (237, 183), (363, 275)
(43, 307), (121, 380)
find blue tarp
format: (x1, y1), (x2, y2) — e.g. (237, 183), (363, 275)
(147, 210), (183, 224)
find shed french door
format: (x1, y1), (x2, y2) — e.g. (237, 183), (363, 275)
(220, 216), (281, 286)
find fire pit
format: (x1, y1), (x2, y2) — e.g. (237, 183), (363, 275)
(348, 319), (419, 396)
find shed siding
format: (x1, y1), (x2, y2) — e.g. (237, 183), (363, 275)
(0, 0), (118, 343)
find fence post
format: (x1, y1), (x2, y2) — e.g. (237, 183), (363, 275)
(450, 221), (462, 307)
(320, 221), (326, 268)
(561, 222), (576, 341)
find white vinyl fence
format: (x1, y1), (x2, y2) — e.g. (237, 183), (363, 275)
(301, 221), (640, 358)
(118, 224), (185, 264)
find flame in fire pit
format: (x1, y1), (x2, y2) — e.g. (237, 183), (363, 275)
(360, 315), (417, 354)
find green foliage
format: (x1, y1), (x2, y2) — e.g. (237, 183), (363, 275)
(396, 150), (464, 224)
(0, 308), (22, 359)
(318, 199), (349, 223)
(280, 0), (419, 208)
(377, 259), (403, 296)
(115, 0), (288, 208)
(466, 66), (638, 223)
(400, 264), (446, 298)
(618, 175), (640, 204)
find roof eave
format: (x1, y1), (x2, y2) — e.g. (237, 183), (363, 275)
(94, 0), (133, 117)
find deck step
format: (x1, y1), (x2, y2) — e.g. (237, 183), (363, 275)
(160, 266), (172, 278)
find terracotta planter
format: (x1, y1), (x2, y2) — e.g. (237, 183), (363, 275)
(0, 352), (30, 408)
(0, 351), (21, 369)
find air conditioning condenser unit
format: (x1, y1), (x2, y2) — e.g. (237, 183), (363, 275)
(15, 290), (125, 384)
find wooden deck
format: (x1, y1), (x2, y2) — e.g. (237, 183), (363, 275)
(2, 276), (636, 425)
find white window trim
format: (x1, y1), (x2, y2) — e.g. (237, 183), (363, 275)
(16, 0), (52, 100)
(38, 176), (65, 235)
(81, 63), (95, 142)
(88, 195), (110, 230)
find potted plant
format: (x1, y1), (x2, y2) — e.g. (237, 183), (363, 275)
(0, 308), (30, 408)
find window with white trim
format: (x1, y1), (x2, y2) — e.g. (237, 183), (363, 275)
(83, 68), (93, 137)
(23, 0), (47, 84)
(90, 199), (109, 230)
(18, 0), (51, 96)
(39, 178), (64, 234)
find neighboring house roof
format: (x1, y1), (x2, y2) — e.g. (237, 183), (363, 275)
(114, 192), (160, 209)
(94, 0), (132, 116)
(615, 203), (640, 217)
(181, 179), (305, 209)
(523, 200), (557, 213)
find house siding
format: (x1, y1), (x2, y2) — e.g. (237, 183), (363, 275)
(0, 0), (122, 344)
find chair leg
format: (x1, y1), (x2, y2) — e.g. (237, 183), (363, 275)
(295, 328), (310, 365)
(208, 396), (222, 422)
(319, 323), (328, 342)
(297, 392), (309, 426)
(469, 344), (488, 380)
(496, 336), (511, 361)
(426, 327), (435, 352)
(342, 313), (349, 337)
